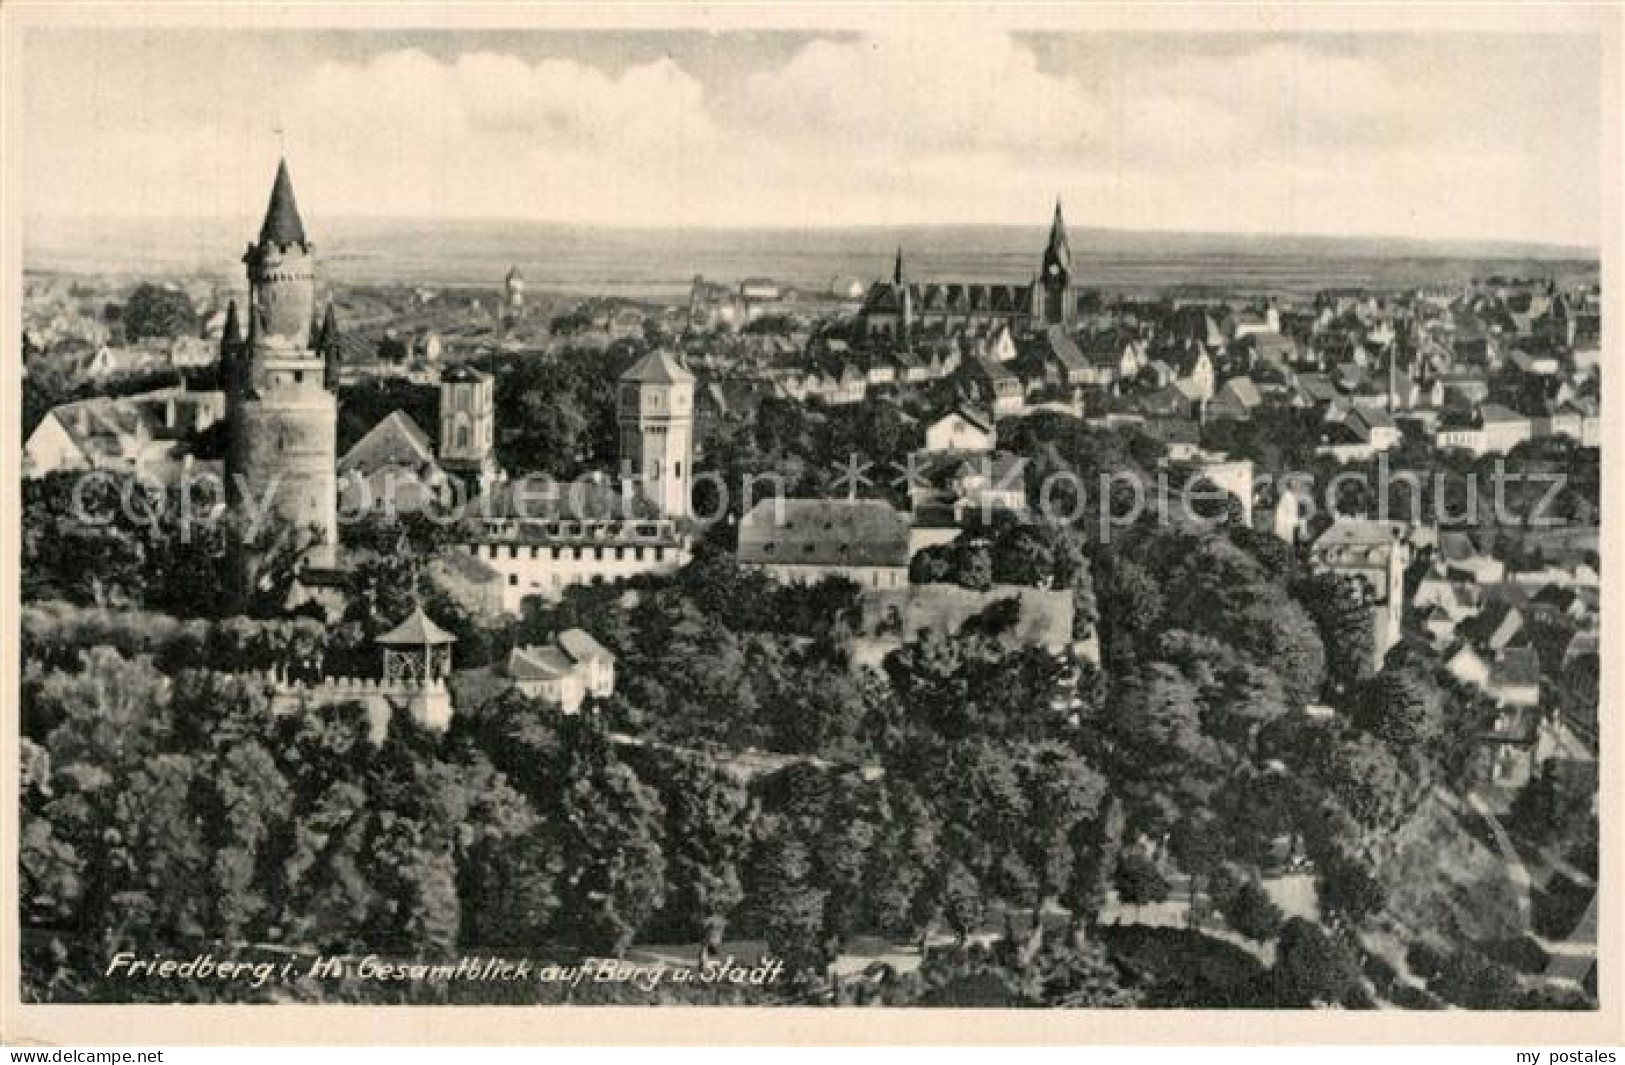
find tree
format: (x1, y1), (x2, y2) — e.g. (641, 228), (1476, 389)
(1219, 878), (1283, 942)
(644, 753), (755, 951)
(989, 519), (1085, 589)
(1063, 796), (1125, 926)
(862, 782), (942, 940)
(1011, 743), (1108, 921)
(1096, 557), (1164, 664)
(1508, 760), (1598, 846)
(1168, 810), (1227, 918)
(1315, 848), (1388, 929)
(1356, 668), (1444, 751)
(1108, 663), (1209, 772)
(549, 738), (668, 958)
(19, 815), (84, 929)
(955, 541), (995, 592)
(1113, 851), (1169, 916)
(1273, 917), (1362, 1007)
(1430, 947), (1520, 1009)
(461, 822), (562, 949)
(745, 829), (828, 974)
(1295, 572), (1375, 695)
(909, 546), (953, 585)
(200, 740), (291, 938)
(1320, 734), (1413, 833)
(121, 283), (196, 342)
(933, 859), (985, 945)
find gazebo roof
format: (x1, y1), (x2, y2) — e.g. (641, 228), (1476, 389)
(376, 606), (456, 646)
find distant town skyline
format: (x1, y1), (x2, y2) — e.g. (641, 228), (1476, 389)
(23, 26), (1602, 247)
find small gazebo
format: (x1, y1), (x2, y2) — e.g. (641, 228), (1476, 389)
(376, 606), (456, 688)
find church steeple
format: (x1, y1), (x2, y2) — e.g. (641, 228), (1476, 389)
(1039, 199), (1074, 327)
(1043, 198), (1070, 278)
(258, 158), (308, 248)
(894, 245), (905, 286)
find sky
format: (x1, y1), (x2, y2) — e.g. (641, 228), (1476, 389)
(20, 26), (1604, 247)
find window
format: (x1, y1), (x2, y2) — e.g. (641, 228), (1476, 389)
(594, 547), (604, 561)
(293, 371), (304, 384)
(456, 424), (470, 450)
(634, 546), (645, 561)
(509, 546), (518, 559)
(675, 461), (682, 478)
(529, 546), (539, 559)
(508, 575), (517, 586)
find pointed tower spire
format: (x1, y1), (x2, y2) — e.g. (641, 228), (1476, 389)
(894, 245), (905, 287)
(1045, 198), (1070, 273)
(317, 302), (337, 351)
(221, 299), (241, 347)
(319, 303), (340, 388)
(219, 299), (240, 393)
(258, 158), (308, 247)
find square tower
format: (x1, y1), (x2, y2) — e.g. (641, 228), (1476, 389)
(438, 363), (498, 488)
(618, 349), (694, 519)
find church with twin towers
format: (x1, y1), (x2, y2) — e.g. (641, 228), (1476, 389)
(220, 159), (694, 597)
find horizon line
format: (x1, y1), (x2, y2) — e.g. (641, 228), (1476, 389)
(23, 211), (1601, 260)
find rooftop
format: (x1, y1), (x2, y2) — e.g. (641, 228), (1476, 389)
(738, 498), (911, 569)
(377, 606), (456, 647)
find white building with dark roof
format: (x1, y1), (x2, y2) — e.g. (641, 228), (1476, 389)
(460, 477), (689, 612)
(337, 410), (449, 516)
(737, 498), (911, 589)
(505, 628), (615, 713)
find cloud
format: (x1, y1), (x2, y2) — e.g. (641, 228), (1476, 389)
(294, 48), (718, 155)
(736, 29), (1107, 155)
(18, 28), (1601, 244)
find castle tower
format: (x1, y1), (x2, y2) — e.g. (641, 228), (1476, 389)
(1040, 199), (1074, 327)
(226, 159), (338, 578)
(618, 349), (694, 519)
(438, 363), (498, 489)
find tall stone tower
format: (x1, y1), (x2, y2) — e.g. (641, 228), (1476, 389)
(226, 159), (338, 577)
(1039, 199), (1074, 328)
(618, 349), (694, 519)
(438, 363), (498, 489)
